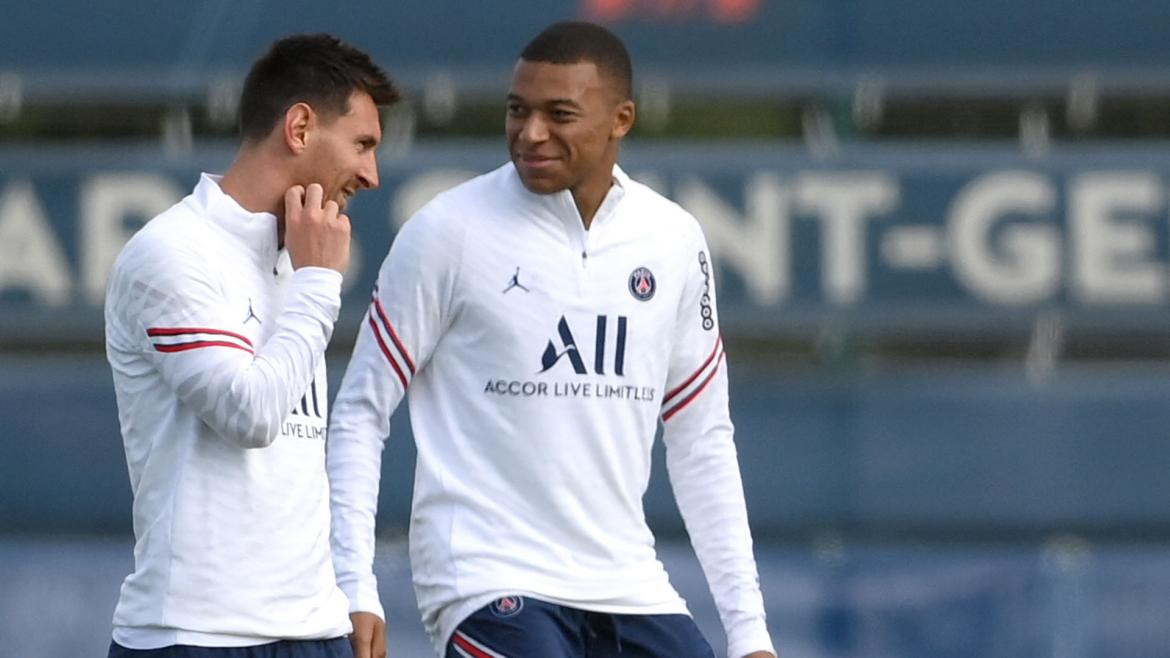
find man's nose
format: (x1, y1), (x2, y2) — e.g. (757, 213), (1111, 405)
(359, 153), (380, 189)
(520, 115), (549, 143)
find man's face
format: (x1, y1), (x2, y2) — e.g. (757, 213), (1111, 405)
(300, 90), (382, 210)
(506, 59), (631, 196)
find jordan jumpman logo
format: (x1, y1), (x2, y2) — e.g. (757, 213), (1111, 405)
(243, 298), (262, 325)
(502, 267), (530, 294)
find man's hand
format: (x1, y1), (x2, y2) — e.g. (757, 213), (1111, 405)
(349, 611), (387, 658)
(743, 653), (776, 658)
(284, 183), (351, 274)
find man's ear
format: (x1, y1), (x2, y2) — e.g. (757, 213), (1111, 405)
(611, 99), (636, 139)
(283, 102), (315, 154)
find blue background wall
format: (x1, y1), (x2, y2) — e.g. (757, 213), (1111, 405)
(7, 1), (1170, 75)
(6, 2), (1170, 656)
(5, 144), (1170, 658)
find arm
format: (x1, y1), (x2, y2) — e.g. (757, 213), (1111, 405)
(138, 265), (341, 448)
(660, 234), (776, 658)
(327, 208), (459, 657)
(120, 184), (348, 448)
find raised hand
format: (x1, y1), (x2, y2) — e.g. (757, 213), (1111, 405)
(283, 183), (352, 274)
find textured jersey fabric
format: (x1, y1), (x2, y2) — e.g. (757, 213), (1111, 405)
(328, 164), (774, 657)
(105, 174), (351, 648)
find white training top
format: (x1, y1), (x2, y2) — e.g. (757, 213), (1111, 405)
(328, 164), (774, 657)
(104, 174), (352, 648)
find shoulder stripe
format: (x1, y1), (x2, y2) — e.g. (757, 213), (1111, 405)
(368, 314), (410, 390)
(371, 286), (416, 374)
(662, 352), (724, 422)
(147, 326), (254, 347)
(147, 326), (254, 355)
(153, 340), (254, 355)
(663, 336), (723, 406)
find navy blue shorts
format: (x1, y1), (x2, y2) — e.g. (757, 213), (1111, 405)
(108, 637), (353, 658)
(446, 596), (715, 658)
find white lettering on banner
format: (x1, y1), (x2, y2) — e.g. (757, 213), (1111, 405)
(7, 167), (1170, 312)
(632, 172), (667, 195)
(80, 174), (183, 304)
(342, 240), (363, 296)
(678, 172), (788, 305)
(797, 173), (899, 305)
(948, 171), (1060, 305)
(882, 226), (944, 269)
(391, 169), (477, 230)
(0, 180), (72, 305)
(1070, 172), (1165, 304)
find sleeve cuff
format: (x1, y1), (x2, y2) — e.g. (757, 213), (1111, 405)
(339, 576), (385, 622)
(726, 624), (776, 658)
(288, 266), (343, 323)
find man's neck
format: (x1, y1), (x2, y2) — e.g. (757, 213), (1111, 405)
(219, 146), (287, 216)
(218, 147), (289, 244)
(572, 178), (614, 230)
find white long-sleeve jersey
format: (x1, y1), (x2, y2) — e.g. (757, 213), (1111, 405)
(328, 164), (774, 657)
(104, 174), (352, 648)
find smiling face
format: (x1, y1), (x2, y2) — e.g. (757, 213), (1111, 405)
(506, 59), (634, 216)
(298, 90), (382, 210)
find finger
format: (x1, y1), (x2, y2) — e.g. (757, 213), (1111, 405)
(304, 183), (324, 210)
(284, 185), (305, 216)
(374, 618), (387, 658)
(351, 627), (371, 658)
(349, 633), (368, 658)
(323, 199), (341, 221)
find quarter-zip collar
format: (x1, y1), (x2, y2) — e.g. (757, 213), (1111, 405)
(508, 164), (629, 232)
(192, 173), (283, 270)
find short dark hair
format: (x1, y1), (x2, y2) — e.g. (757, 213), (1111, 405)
(520, 21), (633, 100)
(239, 33), (399, 140)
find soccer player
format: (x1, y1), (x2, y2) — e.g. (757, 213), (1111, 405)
(104, 34), (398, 658)
(328, 21), (776, 658)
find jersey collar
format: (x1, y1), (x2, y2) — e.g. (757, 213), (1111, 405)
(193, 173), (282, 267)
(508, 164), (629, 229)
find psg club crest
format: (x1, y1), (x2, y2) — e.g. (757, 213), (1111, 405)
(628, 267), (656, 301)
(489, 595), (524, 617)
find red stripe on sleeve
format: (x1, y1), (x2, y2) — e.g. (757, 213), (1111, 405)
(368, 315), (410, 390)
(147, 327), (254, 348)
(153, 340), (254, 354)
(662, 353), (724, 422)
(371, 295), (416, 374)
(663, 336), (723, 405)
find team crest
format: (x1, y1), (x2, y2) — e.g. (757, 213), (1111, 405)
(489, 595), (524, 617)
(628, 267), (656, 301)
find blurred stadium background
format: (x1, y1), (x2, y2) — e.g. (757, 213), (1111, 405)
(4, 1), (1170, 656)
